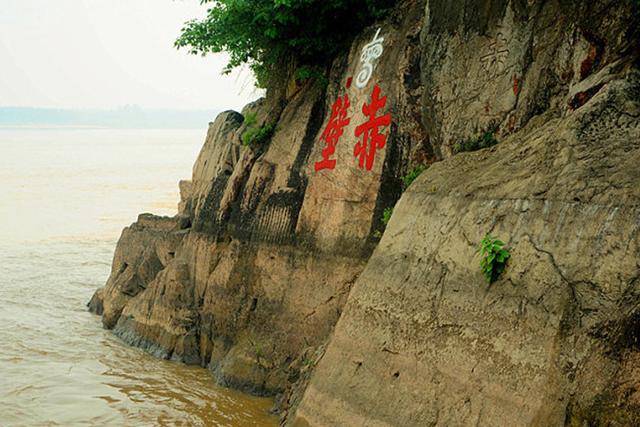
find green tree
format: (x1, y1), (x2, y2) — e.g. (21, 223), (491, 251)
(175, 0), (396, 87)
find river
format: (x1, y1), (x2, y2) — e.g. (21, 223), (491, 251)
(0, 128), (277, 426)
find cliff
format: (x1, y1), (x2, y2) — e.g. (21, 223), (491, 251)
(89, 0), (640, 425)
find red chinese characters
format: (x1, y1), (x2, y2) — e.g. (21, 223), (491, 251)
(353, 84), (391, 171)
(314, 94), (351, 171)
(314, 82), (392, 173)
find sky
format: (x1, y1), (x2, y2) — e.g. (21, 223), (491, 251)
(0, 0), (261, 111)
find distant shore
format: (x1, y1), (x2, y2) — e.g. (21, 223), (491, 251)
(0, 107), (221, 129)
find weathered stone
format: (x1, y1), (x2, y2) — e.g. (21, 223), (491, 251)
(177, 180), (193, 216)
(90, 2), (429, 402)
(88, 214), (186, 329)
(88, 0), (640, 424)
(420, 0), (638, 157)
(293, 69), (640, 426)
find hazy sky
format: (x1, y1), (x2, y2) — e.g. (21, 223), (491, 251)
(0, 0), (260, 111)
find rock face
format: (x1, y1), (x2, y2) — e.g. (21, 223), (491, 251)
(292, 1), (640, 426)
(90, 0), (428, 402)
(294, 73), (640, 426)
(90, 0), (640, 424)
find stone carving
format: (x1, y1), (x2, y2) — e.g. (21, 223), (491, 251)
(254, 188), (299, 244)
(355, 28), (385, 89)
(480, 31), (509, 76)
(353, 84), (392, 170)
(315, 94), (351, 171)
(315, 83), (393, 173)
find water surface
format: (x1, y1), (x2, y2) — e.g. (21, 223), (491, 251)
(0, 129), (277, 426)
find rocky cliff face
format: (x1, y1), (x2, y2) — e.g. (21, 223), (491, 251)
(90, 0), (639, 425)
(90, 0), (427, 401)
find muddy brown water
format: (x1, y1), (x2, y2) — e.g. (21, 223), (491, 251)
(0, 129), (278, 426)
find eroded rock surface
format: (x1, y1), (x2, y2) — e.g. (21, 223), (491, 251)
(294, 70), (640, 426)
(90, 0), (640, 424)
(90, 0), (428, 404)
(293, 0), (640, 421)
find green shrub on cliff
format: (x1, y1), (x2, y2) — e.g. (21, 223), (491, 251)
(175, 0), (396, 87)
(243, 111), (257, 127)
(401, 164), (427, 188)
(242, 122), (276, 146)
(478, 234), (510, 284)
(454, 132), (498, 154)
(382, 207), (394, 226)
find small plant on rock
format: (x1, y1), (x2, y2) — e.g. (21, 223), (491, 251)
(478, 233), (511, 283)
(401, 164), (427, 188)
(243, 111), (257, 127)
(382, 207), (394, 226)
(454, 131), (498, 154)
(242, 122), (276, 146)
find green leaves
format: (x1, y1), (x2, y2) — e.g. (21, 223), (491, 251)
(478, 233), (511, 283)
(382, 207), (394, 226)
(243, 111), (257, 127)
(242, 122), (276, 146)
(454, 132), (499, 154)
(401, 164), (427, 188)
(175, 0), (397, 87)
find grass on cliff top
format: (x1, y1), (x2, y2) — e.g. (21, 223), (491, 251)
(175, 0), (396, 87)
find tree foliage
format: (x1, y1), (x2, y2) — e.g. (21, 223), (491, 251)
(175, 0), (396, 87)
